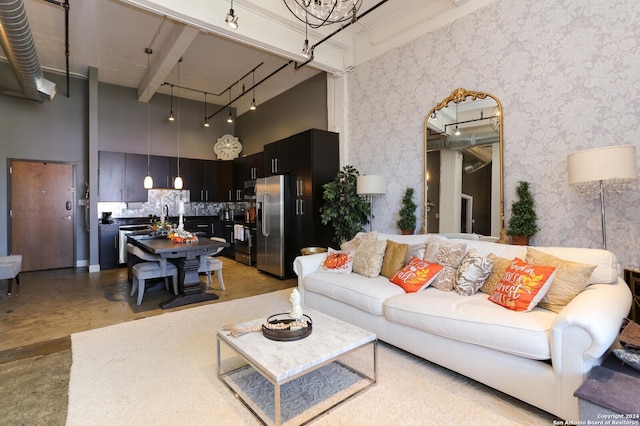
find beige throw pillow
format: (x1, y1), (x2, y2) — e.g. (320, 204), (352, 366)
(341, 231), (377, 252)
(481, 253), (512, 295)
(525, 248), (597, 313)
(352, 239), (388, 278)
(455, 249), (493, 296)
(424, 239), (467, 291)
(380, 240), (409, 278)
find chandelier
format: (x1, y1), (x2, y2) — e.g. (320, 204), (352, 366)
(283, 0), (363, 28)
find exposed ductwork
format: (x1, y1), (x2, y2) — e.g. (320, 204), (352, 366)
(0, 0), (56, 101)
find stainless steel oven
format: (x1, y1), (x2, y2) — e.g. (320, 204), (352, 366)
(234, 224), (255, 265)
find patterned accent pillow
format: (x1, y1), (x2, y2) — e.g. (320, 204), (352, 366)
(352, 239), (388, 278)
(380, 240), (409, 278)
(488, 257), (557, 312)
(341, 231), (377, 252)
(613, 348), (640, 372)
(481, 253), (512, 295)
(525, 248), (597, 313)
(454, 249), (493, 296)
(318, 248), (354, 274)
(424, 240), (467, 291)
(389, 257), (444, 293)
(405, 243), (427, 263)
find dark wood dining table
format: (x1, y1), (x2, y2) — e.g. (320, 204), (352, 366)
(127, 234), (229, 309)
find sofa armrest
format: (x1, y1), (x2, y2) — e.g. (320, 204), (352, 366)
(551, 278), (631, 368)
(293, 253), (327, 298)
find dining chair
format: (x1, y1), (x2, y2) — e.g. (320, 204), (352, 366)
(129, 245), (178, 305)
(0, 255), (22, 296)
(198, 237), (226, 291)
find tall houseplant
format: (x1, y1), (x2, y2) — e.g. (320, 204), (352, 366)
(397, 187), (417, 235)
(320, 165), (370, 245)
(507, 181), (538, 245)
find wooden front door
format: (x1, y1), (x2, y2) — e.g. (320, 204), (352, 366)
(10, 160), (75, 271)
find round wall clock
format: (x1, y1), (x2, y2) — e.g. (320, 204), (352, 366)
(214, 134), (242, 160)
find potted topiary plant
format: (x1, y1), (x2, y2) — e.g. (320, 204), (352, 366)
(507, 180), (539, 245)
(320, 165), (371, 245)
(397, 187), (417, 235)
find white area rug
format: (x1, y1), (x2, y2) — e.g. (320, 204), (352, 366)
(67, 289), (555, 425)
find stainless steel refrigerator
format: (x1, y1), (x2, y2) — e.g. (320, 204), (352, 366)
(256, 175), (291, 278)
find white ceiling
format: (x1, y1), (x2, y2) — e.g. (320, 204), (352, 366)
(7, 0), (495, 116)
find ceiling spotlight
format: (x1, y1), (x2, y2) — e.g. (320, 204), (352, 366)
(226, 0), (238, 29)
(250, 99), (257, 111)
(454, 126), (461, 136)
(204, 119), (210, 127)
(302, 39), (311, 58)
(227, 112), (233, 123)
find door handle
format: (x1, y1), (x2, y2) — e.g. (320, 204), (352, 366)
(62, 215), (72, 220)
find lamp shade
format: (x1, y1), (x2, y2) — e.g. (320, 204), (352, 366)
(568, 145), (638, 185)
(357, 175), (386, 195)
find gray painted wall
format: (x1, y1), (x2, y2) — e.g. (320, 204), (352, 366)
(1, 68), (329, 267)
(236, 73), (328, 155)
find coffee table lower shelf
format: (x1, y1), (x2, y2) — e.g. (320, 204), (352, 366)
(216, 310), (377, 426)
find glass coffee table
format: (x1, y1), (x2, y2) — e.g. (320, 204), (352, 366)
(217, 308), (377, 425)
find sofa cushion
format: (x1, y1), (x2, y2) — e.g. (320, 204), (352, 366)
(525, 248), (597, 313)
(383, 289), (556, 360)
(454, 250), (493, 296)
(531, 246), (617, 285)
(318, 248), (354, 274)
(488, 258), (557, 312)
(380, 240), (409, 278)
(353, 239), (388, 278)
(303, 272), (405, 316)
(389, 257), (443, 293)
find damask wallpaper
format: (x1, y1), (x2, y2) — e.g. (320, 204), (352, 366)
(347, 0), (640, 271)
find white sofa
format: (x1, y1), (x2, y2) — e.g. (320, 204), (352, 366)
(293, 233), (632, 421)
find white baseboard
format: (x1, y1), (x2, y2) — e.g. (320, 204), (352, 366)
(88, 264), (101, 273)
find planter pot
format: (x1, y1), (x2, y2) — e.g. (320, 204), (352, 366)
(510, 235), (530, 246)
(400, 229), (414, 235)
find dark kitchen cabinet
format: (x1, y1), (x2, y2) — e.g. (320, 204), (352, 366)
(234, 152), (263, 200)
(216, 161), (235, 201)
(214, 220), (235, 258)
(150, 155), (173, 188)
(186, 159), (218, 202)
(98, 151), (125, 201)
(289, 129), (339, 251)
(124, 153), (149, 202)
(99, 224), (119, 269)
(263, 137), (290, 175)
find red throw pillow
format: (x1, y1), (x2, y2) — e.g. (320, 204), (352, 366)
(389, 257), (444, 293)
(488, 257), (557, 312)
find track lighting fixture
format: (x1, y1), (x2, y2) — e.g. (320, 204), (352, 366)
(302, 21), (312, 59)
(143, 47), (153, 189)
(226, 0), (238, 29)
(167, 84), (175, 121)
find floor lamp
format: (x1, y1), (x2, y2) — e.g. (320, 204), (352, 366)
(567, 145), (638, 250)
(357, 175), (386, 232)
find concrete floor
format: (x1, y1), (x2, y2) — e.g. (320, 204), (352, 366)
(0, 257), (296, 356)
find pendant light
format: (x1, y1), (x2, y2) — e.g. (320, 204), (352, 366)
(167, 84), (175, 121)
(143, 47), (154, 189)
(249, 70), (257, 111)
(203, 92), (210, 127)
(227, 89), (233, 123)
(174, 58), (183, 190)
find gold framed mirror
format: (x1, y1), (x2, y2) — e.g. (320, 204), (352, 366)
(422, 88), (505, 241)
